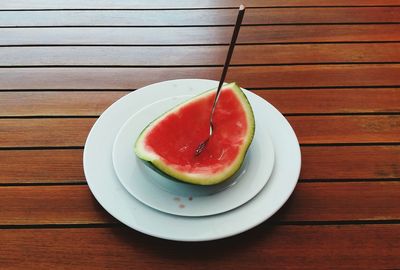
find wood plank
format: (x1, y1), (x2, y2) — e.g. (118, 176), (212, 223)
(2, 43), (400, 66)
(300, 146), (400, 180)
(1, 25), (400, 46)
(1, 0), (399, 10)
(0, 185), (114, 225)
(0, 116), (399, 147)
(1, 65), (400, 90)
(0, 182), (398, 225)
(2, 8), (400, 27)
(0, 146), (398, 183)
(0, 91), (128, 116)
(0, 91), (129, 116)
(0, 150), (84, 183)
(0, 119), (95, 147)
(287, 115), (400, 144)
(1, 225), (399, 269)
(254, 88), (400, 114)
(275, 182), (400, 222)
(1, 89), (399, 116)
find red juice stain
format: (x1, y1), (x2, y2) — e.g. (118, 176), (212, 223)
(179, 204), (185, 208)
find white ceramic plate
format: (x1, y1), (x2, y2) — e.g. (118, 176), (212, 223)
(83, 79), (301, 242)
(112, 93), (275, 217)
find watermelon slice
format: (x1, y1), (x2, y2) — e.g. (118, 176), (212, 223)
(135, 82), (255, 185)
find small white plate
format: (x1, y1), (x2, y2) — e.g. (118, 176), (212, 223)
(112, 93), (275, 217)
(83, 79), (301, 242)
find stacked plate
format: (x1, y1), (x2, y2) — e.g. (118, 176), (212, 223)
(83, 79), (301, 241)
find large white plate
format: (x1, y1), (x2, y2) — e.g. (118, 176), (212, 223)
(84, 79), (301, 241)
(112, 93), (275, 217)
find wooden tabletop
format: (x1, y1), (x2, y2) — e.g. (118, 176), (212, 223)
(1, 0), (400, 268)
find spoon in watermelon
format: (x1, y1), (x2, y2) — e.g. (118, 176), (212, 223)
(195, 5), (246, 156)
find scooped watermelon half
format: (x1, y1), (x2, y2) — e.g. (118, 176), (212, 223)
(134, 82), (255, 185)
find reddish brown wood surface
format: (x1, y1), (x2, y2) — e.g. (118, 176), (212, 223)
(2, 25), (400, 45)
(288, 115), (400, 144)
(0, 116), (399, 147)
(0, 185), (114, 225)
(254, 88), (400, 114)
(0, 118), (95, 147)
(0, 182), (398, 225)
(0, 150), (85, 183)
(1, 89), (399, 116)
(0, 91), (128, 116)
(2, 8), (400, 27)
(2, 43), (400, 66)
(1, 65), (400, 90)
(275, 182), (400, 222)
(1, 146), (398, 184)
(1, 0), (399, 9)
(1, 3), (399, 268)
(300, 146), (400, 180)
(2, 225), (399, 269)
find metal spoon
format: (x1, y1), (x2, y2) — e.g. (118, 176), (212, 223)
(194, 5), (246, 156)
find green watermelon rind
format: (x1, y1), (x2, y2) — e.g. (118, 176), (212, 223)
(134, 82), (255, 185)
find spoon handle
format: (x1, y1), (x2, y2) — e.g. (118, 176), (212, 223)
(194, 5), (245, 157)
(210, 5), (246, 121)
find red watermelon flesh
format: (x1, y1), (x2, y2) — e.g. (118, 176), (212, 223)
(135, 82), (255, 185)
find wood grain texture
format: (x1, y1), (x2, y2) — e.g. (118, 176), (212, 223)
(0, 91), (128, 116)
(2, 8), (400, 27)
(287, 115), (400, 144)
(1, 146), (398, 183)
(0, 150), (84, 183)
(275, 182), (400, 222)
(1, 0), (399, 9)
(300, 146), (400, 180)
(1, 225), (399, 269)
(1, 89), (399, 116)
(0, 116), (399, 147)
(1, 65), (400, 90)
(0, 185), (114, 225)
(2, 43), (400, 66)
(254, 88), (400, 114)
(0, 119), (95, 147)
(0, 3), (399, 268)
(0, 182), (398, 225)
(1, 25), (400, 46)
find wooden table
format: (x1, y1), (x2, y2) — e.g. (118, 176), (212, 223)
(1, 1), (400, 268)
